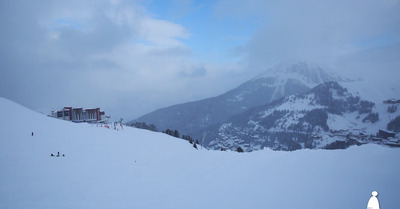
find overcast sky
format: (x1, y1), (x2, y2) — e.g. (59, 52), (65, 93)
(1, 0), (399, 120)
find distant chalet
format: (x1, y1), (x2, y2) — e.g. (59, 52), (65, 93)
(51, 107), (106, 123)
(378, 130), (395, 139)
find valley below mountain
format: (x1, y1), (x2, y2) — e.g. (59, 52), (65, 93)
(132, 62), (400, 151)
(200, 81), (400, 151)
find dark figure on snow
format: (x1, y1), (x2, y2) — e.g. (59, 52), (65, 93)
(51, 154), (54, 157)
(57, 152), (60, 157)
(32, 132), (34, 136)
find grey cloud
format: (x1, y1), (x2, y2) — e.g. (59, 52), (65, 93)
(179, 65), (207, 78)
(146, 45), (192, 57)
(214, 0), (400, 71)
(91, 59), (120, 70)
(55, 17), (130, 56)
(3, 0), (398, 121)
(0, 0), (200, 119)
(334, 42), (400, 80)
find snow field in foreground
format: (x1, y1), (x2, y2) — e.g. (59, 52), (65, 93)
(0, 97), (399, 209)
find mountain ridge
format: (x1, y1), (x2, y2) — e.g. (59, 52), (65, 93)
(132, 61), (343, 135)
(131, 61), (399, 151)
(201, 81), (400, 151)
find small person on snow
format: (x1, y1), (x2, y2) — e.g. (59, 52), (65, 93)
(31, 132), (34, 136)
(62, 154), (65, 157)
(51, 153), (54, 157)
(57, 152), (60, 157)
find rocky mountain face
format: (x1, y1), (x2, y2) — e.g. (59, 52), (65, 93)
(200, 81), (384, 151)
(133, 62), (342, 135)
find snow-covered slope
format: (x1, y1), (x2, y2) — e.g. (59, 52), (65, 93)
(1, 97), (400, 209)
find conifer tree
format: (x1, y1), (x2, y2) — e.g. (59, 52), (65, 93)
(174, 130), (180, 138)
(236, 146), (244, 153)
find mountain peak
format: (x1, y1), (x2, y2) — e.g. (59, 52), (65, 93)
(254, 61), (344, 88)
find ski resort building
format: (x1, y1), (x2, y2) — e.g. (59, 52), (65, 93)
(51, 107), (106, 123)
(378, 130), (395, 139)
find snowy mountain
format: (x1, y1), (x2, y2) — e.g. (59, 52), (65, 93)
(1, 96), (400, 209)
(133, 61), (343, 135)
(201, 81), (400, 151)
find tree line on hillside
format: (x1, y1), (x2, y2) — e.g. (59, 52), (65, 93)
(128, 122), (158, 132)
(127, 122), (201, 149)
(362, 112), (379, 123)
(387, 105), (398, 113)
(387, 115), (400, 133)
(128, 122), (246, 152)
(163, 128), (201, 149)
